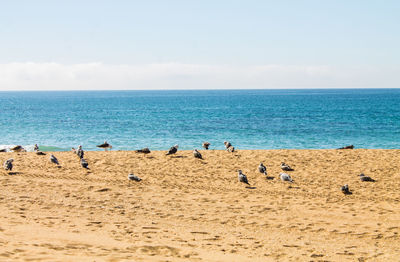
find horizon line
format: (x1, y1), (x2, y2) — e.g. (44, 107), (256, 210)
(1, 87), (399, 92)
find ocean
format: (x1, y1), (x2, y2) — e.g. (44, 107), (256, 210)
(0, 89), (399, 151)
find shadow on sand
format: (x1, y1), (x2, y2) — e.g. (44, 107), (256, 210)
(8, 172), (23, 175)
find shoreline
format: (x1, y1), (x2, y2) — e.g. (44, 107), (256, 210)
(3, 148), (400, 153)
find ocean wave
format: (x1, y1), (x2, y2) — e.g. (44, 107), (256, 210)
(0, 145), (68, 152)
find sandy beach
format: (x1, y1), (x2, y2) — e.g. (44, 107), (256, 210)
(1, 149), (400, 261)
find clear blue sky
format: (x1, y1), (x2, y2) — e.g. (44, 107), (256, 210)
(0, 0), (399, 90)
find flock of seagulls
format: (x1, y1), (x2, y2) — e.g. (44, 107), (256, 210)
(238, 162), (295, 186)
(1, 141), (374, 194)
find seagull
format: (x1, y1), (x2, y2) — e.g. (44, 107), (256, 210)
(258, 162), (267, 176)
(76, 145), (84, 159)
(11, 145), (23, 152)
(280, 162), (294, 171)
(166, 144), (179, 155)
(136, 147), (151, 154)
(280, 173), (294, 183)
(338, 145), (354, 150)
(359, 173), (375, 182)
(33, 144), (39, 152)
(202, 142), (210, 150)
(128, 173), (142, 183)
(80, 158), (89, 169)
(50, 154), (59, 165)
(224, 141), (232, 149)
(341, 184), (351, 194)
(238, 170), (250, 185)
(97, 141), (112, 151)
(193, 149), (203, 159)
(3, 158), (13, 171)
(227, 146), (235, 152)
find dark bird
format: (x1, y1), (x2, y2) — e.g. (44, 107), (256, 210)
(227, 146), (235, 152)
(280, 172), (294, 183)
(80, 158), (89, 169)
(238, 170), (250, 185)
(3, 158), (13, 171)
(77, 145), (84, 159)
(359, 173), (375, 182)
(50, 154), (59, 165)
(128, 173), (142, 183)
(338, 145), (354, 150)
(258, 162), (267, 176)
(136, 147), (151, 154)
(33, 144), (39, 152)
(166, 144), (179, 155)
(193, 149), (202, 159)
(11, 145), (23, 152)
(202, 142), (210, 150)
(341, 184), (351, 194)
(280, 162), (294, 171)
(97, 141), (112, 151)
(36, 151), (46, 155)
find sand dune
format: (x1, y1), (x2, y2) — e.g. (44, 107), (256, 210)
(1, 149), (400, 261)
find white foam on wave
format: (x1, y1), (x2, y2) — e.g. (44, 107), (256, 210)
(0, 144), (36, 152)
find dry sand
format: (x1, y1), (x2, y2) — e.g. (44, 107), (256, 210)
(1, 149), (400, 261)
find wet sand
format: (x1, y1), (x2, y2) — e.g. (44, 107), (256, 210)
(1, 149), (400, 261)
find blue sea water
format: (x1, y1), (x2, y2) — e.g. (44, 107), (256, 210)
(0, 89), (400, 151)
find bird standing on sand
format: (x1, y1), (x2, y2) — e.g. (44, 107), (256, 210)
(238, 170), (250, 185)
(202, 142), (210, 150)
(33, 144), (39, 152)
(258, 162), (267, 176)
(280, 173), (294, 183)
(193, 149), (202, 159)
(359, 173), (375, 182)
(166, 145), (179, 155)
(50, 154), (59, 165)
(128, 173), (142, 183)
(338, 145), (354, 150)
(97, 141), (112, 151)
(224, 141), (232, 149)
(80, 158), (89, 169)
(77, 145), (84, 159)
(3, 158), (13, 171)
(341, 184), (351, 194)
(224, 141), (235, 152)
(136, 147), (151, 154)
(11, 145), (23, 152)
(280, 162), (294, 171)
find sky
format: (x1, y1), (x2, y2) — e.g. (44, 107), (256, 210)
(0, 0), (399, 90)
